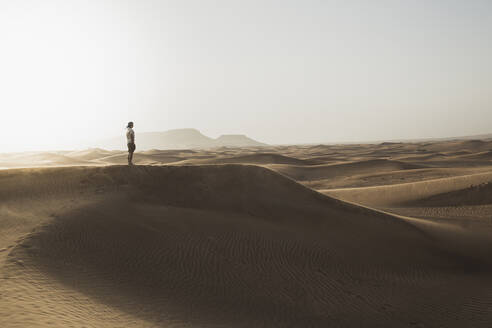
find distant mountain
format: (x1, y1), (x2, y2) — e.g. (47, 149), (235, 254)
(98, 129), (266, 150)
(215, 135), (268, 147)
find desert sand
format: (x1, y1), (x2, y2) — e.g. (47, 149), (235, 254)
(1, 139), (492, 327)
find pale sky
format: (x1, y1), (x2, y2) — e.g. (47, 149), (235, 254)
(1, 0), (491, 151)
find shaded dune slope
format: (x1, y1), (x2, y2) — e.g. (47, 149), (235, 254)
(405, 182), (492, 207)
(455, 150), (492, 161)
(1, 166), (492, 327)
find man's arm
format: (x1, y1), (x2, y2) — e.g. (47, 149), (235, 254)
(131, 130), (135, 144)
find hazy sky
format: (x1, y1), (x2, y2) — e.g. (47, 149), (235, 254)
(1, 0), (491, 151)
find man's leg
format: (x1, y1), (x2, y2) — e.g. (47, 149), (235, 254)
(128, 150), (134, 165)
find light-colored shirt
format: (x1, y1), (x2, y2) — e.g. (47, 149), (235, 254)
(126, 127), (135, 144)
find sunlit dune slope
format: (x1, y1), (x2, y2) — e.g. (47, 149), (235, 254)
(0, 152), (92, 168)
(268, 159), (424, 181)
(323, 172), (492, 208)
(65, 148), (118, 161)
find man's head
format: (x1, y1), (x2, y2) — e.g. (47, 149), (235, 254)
(127, 121), (134, 128)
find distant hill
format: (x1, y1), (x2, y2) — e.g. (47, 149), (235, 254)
(215, 134), (267, 147)
(98, 129), (266, 150)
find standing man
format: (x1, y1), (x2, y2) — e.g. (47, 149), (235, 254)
(126, 121), (136, 165)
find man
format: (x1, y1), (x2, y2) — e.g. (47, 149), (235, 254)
(126, 121), (136, 165)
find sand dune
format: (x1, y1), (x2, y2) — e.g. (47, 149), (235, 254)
(65, 148), (118, 161)
(453, 150), (492, 161)
(268, 159), (424, 182)
(394, 153), (450, 161)
(404, 182), (492, 207)
(0, 152), (92, 168)
(304, 167), (490, 189)
(2, 139), (492, 327)
(424, 139), (492, 152)
(323, 172), (492, 208)
(177, 152), (313, 165)
(1, 165), (492, 327)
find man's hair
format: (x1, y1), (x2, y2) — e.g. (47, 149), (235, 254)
(127, 121), (133, 128)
